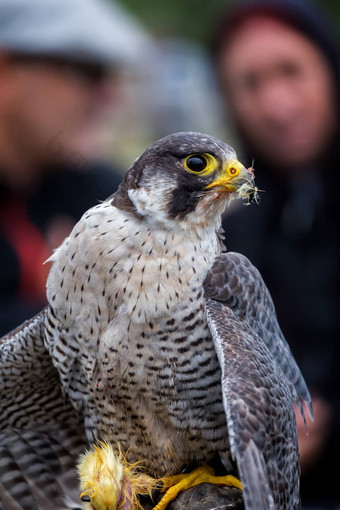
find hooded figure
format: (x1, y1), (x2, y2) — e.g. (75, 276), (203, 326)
(213, 0), (340, 506)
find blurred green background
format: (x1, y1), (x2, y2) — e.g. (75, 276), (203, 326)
(116, 0), (340, 44)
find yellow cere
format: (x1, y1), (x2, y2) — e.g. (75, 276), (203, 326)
(204, 158), (245, 191)
(225, 159), (242, 177)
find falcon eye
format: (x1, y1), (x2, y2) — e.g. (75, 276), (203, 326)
(183, 153), (217, 175)
(185, 155), (207, 173)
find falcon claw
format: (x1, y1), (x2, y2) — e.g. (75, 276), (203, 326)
(152, 465), (242, 510)
(152, 480), (164, 500)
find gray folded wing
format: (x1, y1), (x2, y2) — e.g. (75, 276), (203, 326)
(206, 300), (301, 510)
(204, 252), (313, 422)
(0, 309), (86, 510)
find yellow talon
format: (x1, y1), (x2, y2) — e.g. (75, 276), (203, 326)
(77, 443), (241, 510)
(152, 465), (242, 510)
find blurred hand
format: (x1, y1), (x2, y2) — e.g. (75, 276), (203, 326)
(295, 395), (333, 474)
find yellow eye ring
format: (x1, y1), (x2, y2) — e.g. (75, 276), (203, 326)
(183, 153), (217, 175)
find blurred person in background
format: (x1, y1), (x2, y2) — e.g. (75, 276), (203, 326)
(0, 0), (149, 335)
(213, 0), (340, 507)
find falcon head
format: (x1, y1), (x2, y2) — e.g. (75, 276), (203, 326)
(112, 132), (256, 231)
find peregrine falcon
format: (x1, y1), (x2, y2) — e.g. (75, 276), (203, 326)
(0, 132), (312, 510)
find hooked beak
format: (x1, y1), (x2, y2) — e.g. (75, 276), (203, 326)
(204, 159), (256, 202)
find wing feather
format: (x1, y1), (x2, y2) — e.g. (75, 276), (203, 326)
(204, 252), (313, 422)
(0, 310), (86, 510)
(206, 300), (301, 510)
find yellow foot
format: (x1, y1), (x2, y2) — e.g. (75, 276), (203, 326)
(152, 465), (242, 510)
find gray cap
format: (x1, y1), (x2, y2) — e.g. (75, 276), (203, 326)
(0, 0), (151, 66)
